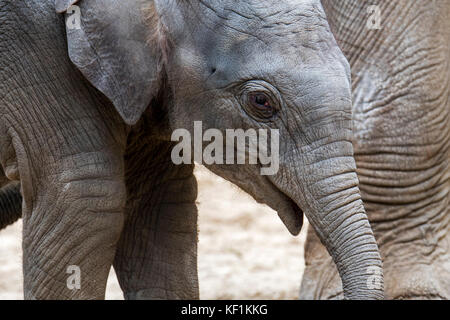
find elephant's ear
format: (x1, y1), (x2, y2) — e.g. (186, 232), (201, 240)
(56, 0), (162, 125)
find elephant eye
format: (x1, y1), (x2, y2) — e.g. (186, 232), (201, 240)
(245, 92), (278, 120)
(250, 93), (271, 109)
(237, 80), (281, 122)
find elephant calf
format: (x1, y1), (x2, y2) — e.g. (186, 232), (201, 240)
(0, 0), (383, 299)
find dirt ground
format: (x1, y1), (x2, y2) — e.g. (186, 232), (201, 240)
(0, 165), (307, 300)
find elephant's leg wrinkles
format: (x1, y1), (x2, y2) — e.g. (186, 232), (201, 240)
(355, 162), (449, 299)
(0, 0), (131, 299)
(14, 106), (128, 300)
(114, 134), (199, 300)
(23, 162), (126, 299)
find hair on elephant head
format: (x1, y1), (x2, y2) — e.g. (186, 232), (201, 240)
(56, 0), (384, 299)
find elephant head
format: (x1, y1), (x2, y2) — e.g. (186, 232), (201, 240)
(56, 0), (384, 299)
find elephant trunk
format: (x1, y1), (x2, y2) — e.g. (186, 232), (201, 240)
(310, 170), (383, 299)
(300, 141), (384, 299)
(273, 63), (385, 299)
(0, 182), (23, 229)
(274, 134), (384, 299)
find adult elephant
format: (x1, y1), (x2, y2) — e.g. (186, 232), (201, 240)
(300, 0), (449, 299)
(0, 0), (383, 299)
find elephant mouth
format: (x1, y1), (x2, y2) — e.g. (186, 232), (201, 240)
(274, 193), (304, 236)
(264, 176), (304, 236)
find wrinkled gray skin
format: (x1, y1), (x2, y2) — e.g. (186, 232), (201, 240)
(300, 0), (449, 299)
(0, 0), (384, 299)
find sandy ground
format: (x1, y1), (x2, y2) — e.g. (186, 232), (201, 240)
(0, 165), (307, 300)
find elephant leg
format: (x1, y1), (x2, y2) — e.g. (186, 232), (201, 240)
(22, 149), (126, 300)
(13, 101), (128, 299)
(113, 138), (199, 300)
(0, 0), (130, 299)
(2, 77), (129, 300)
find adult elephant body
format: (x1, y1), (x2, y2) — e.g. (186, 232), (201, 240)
(300, 0), (450, 299)
(0, 0), (383, 299)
